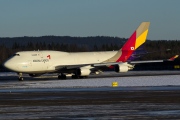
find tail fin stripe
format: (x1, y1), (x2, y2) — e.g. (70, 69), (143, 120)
(135, 29), (148, 49)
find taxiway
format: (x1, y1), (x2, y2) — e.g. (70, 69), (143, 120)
(0, 71), (180, 119)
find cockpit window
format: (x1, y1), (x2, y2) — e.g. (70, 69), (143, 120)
(13, 54), (20, 56)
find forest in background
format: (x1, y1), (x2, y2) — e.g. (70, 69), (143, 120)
(0, 36), (180, 71)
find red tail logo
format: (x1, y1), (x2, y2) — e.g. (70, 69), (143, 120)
(47, 55), (51, 59)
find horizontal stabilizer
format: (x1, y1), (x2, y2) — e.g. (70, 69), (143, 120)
(130, 55), (179, 64)
(168, 55), (179, 61)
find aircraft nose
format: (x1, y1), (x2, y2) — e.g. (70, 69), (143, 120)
(3, 60), (11, 70)
(3, 60), (17, 71)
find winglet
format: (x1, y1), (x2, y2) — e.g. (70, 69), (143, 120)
(168, 55), (179, 61)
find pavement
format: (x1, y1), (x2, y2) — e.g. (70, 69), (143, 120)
(0, 71), (180, 119)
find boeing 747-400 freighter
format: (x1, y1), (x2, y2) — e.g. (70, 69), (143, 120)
(3, 22), (178, 80)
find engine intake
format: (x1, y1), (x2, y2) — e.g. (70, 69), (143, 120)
(114, 65), (129, 73)
(76, 68), (91, 76)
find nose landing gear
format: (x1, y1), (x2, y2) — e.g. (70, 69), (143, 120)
(18, 73), (24, 81)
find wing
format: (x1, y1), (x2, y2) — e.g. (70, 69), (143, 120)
(55, 55), (179, 71)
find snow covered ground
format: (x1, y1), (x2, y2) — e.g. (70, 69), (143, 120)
(0, 71), (180, 89)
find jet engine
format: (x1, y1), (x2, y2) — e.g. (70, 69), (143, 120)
(114, 65), (129, 73)
(76, 68), (91, 76)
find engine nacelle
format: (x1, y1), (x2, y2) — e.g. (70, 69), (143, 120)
(29, 73), (43, 77)
(76, 68), (91, 76)
(114, 65), (129, 73)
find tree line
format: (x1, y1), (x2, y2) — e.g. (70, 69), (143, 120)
(0, 36), (180, 70)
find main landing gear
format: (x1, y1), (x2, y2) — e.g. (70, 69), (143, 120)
(71, 75), (88, 79)
(71, 75), (79, 79)
(18, 73), (24, 81)
(58, 73), (66, 79)
(58, 73), (88, 79)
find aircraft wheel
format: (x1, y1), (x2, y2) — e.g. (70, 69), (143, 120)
(18, 73), (23, 81)
(58, 74), (66, 79)
(81, 76), (88, 78)
(58, 75), (61, 79)
(72, 75), (88, 79)
(72, 75), (79, 79)
(18, 77), (24, 81)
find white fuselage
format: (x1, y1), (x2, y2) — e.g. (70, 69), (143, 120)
(4, 50), (118, 74)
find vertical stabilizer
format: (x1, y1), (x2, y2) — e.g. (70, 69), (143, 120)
(106, 22), (150, 63)
(117, 22), (150, 62)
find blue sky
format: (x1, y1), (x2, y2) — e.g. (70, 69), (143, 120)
(0, 0), (180, 40)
